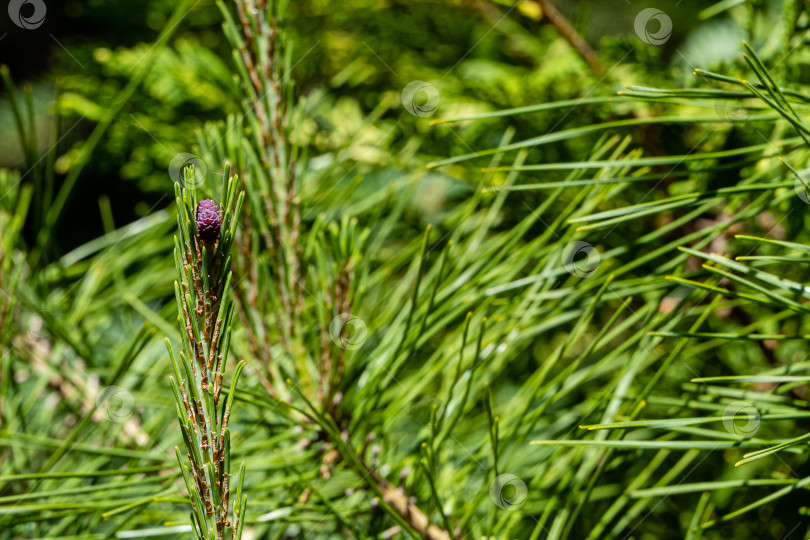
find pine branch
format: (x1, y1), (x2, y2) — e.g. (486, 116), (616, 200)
(167, 164), (247, 540)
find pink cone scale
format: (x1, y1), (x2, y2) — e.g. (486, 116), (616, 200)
(196, 199), (221, 245)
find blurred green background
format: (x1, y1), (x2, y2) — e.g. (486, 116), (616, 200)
(0, 0), (775, 252)
(2, 1), (808, 538)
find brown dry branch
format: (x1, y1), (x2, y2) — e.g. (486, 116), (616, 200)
(536, 0), (604, 75)
(377, 477), (453, 540)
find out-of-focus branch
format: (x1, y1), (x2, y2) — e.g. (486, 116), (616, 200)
(376, 474), (453, 540)
(537, 0), (604, 75)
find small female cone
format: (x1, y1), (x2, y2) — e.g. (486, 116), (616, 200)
(196, 199), (221, 245)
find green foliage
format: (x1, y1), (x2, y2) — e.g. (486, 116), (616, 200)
(3, 1), (810, 539)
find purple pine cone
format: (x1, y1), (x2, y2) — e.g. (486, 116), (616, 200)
(196, 199), (221, 245)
